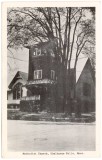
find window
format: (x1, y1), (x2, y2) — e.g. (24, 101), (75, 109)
(83, 83), (91, 97)
(34, 70), (42, 79)
(33, 48), (41, 56)
(17, 88), (21, 99)
(13, 89), (16, 100)
(13, 83), (22, 100)
(51, 70), (55, 79)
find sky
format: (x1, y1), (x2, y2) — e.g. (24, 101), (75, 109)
(7, 48), (29, 84)
(7, 47), (88, 86)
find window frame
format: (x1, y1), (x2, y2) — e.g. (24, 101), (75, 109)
(51, 70), (55, 80)
(13, 83), (22, 100)
(33, 48), (41, 56)
(34, 70), (42, 79)
(13, 89), (16, 100)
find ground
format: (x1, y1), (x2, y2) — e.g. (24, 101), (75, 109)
(8, 120), (95, 151)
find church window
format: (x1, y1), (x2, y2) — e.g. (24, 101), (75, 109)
(33, 48), (41, 56)
(34, 70), (42, 79)
(51, 70), (55, 79)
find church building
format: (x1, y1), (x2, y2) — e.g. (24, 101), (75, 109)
(7, 41), (95, 114)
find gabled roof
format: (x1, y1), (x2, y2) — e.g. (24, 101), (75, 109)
(8, 71), (28, 89)
(19, 71), (28, 81)
(76, 58), (95, 84)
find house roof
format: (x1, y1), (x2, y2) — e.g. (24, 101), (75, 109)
(8, 71), (28, 89)
(19, 71), (28, 81)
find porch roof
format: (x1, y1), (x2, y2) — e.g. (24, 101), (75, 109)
(26, 79), (56, 86)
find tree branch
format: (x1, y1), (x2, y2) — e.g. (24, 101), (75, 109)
(69, 11), (82, 64)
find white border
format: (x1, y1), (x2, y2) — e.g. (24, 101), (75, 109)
(1, 1), (101, 158)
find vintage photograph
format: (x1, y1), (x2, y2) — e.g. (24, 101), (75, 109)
(5, 4), (97, 156)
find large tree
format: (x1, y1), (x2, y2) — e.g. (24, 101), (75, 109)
(7, 7), (95, 113)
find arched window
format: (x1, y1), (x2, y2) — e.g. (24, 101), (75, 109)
(13, 83), (22, 100)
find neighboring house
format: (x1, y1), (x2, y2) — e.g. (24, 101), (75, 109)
(76, 59), (95, 113)
(7, 71), (28, 109)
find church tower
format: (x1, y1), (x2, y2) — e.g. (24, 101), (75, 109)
(20, 41), (57, 112)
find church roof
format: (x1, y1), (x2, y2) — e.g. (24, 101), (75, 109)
(76, 58), (95, 84)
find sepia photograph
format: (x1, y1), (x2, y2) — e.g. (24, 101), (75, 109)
(1, 1), (101, 158)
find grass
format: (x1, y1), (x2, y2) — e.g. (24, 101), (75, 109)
(7, 109), (95, 123)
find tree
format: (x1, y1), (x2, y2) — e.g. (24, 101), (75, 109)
(7, 7), (95, 113)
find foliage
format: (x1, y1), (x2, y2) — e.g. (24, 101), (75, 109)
(7, 7), (95, 57)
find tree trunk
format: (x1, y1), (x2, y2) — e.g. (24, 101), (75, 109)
(62, 61), (66, 112)
(74, 57), (78, 99)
